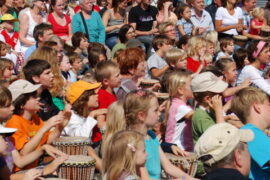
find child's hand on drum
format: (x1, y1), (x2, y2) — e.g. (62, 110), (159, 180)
(42, 144), (67, 158)
(22, 169), (43, 180)
(171, 145), (190, 157)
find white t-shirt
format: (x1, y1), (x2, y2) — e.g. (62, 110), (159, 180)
(215, 7), (243, 35)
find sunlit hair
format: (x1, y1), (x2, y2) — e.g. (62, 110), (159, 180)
(102, 101), (125, 155)
(251, 7), (264, 17)
(187, 36), (207, 57)
(28, 46), (65, 97)
(124, 90), (156, 129)
(203, 31), (219, 52)
(165, 48), (187, 66)
(102, 130), (144, 180)
(0, 58), (13, 80)
(215, 58), (235, 73)
(158, 22), (175, 35)
(219, 37), (233, 52)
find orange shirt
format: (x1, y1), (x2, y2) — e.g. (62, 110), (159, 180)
(5, 114), (50, 171)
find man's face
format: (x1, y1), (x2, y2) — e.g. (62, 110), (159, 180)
(192, 0), (204, 12)
(214, 0), (222, 7)
(244, 0), (256, 11)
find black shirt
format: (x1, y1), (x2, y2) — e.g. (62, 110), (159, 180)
(203, 168), (251, 180)
(128, 5), (158, 31)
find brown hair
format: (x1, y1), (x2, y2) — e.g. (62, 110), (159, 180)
(0, 85), (12, 108)
(220, 37), (233, 52)
(95, 61), (119, 82)
(152, 34), (173, 51)
(0, 58), (13, 80)
(71, 90), (95, 117)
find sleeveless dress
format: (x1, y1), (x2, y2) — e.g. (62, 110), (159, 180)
(48, 13), (71, 38)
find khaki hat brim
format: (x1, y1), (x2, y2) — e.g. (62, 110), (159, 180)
(239, 129), (254, 142)
(207, 80), (228, 93)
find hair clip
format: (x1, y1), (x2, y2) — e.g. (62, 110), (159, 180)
(127, 143), (136, 152)
(136, 90), (146, 97)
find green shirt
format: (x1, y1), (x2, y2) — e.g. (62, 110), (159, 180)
(192, 107), (215, 144)
(0, 10), (19, 32)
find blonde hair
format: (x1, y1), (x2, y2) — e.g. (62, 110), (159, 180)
(102, 101), (125, 155)
(165, 48), (187, 66)
(28, 46), (65, 97)
(167, 71), (191, 97)
(124, 90), (156, 129)
(0, 58), (13, 80)
(102, 130), (144, 180)
(203, 31), (219, 52)
(252, 7), (264, 18)
(231, 87), (268, 124)
(187, 36), (207, 57)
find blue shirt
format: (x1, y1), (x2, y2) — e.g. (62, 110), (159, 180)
(72, 11), (105, 44)
(190, 8), (214, 32)
(145, 130), (161, 180)
(24, 45), (37, 60)
(242, 8), (251, 33)
(241, 124), (270, 180)
(177, 18), (194, 36)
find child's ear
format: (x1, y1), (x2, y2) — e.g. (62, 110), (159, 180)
(177, 87), (184, 95)
(137, 111), (145, 122)
(204, 95), (212, 105)
(103, 78), (109, 86)
(253, 102), (261, 114)
(170, 63), (175, 67)
(32, 76), (40, 84)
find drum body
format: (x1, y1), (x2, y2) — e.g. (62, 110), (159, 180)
(163, 153), (198, 179)
(140, 79), (159, 88)
(156, 93), (169, 104)
(260, 28), (270, 37)
(53, 137), (90, 155)
(233, 35), (248, 48)
(59, 155), (96, 180)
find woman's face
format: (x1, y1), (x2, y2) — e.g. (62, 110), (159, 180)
(81, 0), (94, 12)
(118, 0), (127, 9)
(33, 0), (45, 10)
(227, 0), (237, 5)
(126, 27), (136, 40)
(258, 46), (270, 64)
(53, 0), (65, 15)
(164, 25), (176, 40)
(14, 0), (24, 8)
(5, 0), (14, 8)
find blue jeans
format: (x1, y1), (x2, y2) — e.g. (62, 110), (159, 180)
(137, 35), (154, 58)
(106, 36), (119, 49)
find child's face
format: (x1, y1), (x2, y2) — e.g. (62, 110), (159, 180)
(99, 54), (107, 62)
(160, 43), (173, 53)
(1, 46), (7, 56)
(22, 93), (41, 113)
(34, 68), (54, 88)
(3, 21), (14, 32)
(60, 56), (71, 72)
(79, 38), (89, 50)
(144, 97), (160, 128)
(72, 58), (83, 71)
(133, 61), (146, 78)
(224, 42), (234, 54)
(107, 67), (121, 88)
(182, 7), (191, 20)
(0, 101), (14, 122)
(3, 66), (13, 79)
(0, 136), (8, 156)
(224, 62), (237, 83)
(87, 88), (99, 108)
(134, 141), (147, 166)
(173, 57), (187, 70)
(207, 45), (215, 55)
(126, 27), (136, 40)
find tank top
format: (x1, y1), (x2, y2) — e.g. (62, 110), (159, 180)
(107, 9), (124, 35)
(48, 13), (71, 37)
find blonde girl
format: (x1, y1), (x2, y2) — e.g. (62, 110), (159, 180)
(165, 71), (194, 152)
(0, 58), (14, 81)
(124, 90), (197, 180)
(215, 58), (251, 98)
(187, 36), (207, 74)
(250, 7), (268, 35)
(102, 130), (147, 180)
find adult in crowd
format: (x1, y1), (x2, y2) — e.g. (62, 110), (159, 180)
(205, 0), (222, 23)
(215, 0), (243, 39)
(237, 41), (270, 96)
(156, 0), (177, 25)
(190, 0), (214, 35)
(265, 1), (270, 26)
(128, 0), (158, 57)
(158, 21), (177, 42)
(48, 0), (72, 41)
(195, 123), (253, 180)
(24, 23), (53, 60)
(72, 0), (105, 44)
(242, 0), (263, 40)
(13, 0), (27, 15)
(18, 0), (46, 53)
(102, 0), (127, 49)
(0, 0), (19, 31)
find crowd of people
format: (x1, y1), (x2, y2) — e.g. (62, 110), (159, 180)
(1, 0), (270, 179)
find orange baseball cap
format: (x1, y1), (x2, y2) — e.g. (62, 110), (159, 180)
(66, 80), (101, 104)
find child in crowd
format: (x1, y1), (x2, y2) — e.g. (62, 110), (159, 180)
(5, 79), (69, 171)
(63, 80), (104, 137)
(23, 59), (60, 121)
(176, 35), (190, 50)
(0, 14), (19, 49)
(233, 48), (249, 76)
(124, 90), (196, 180)
(186, 36), (207, 74)
(176, 4), (196, 37)
(216, 37), (234, 61)
(72, 32), (89, 60)
(67, 52), (83, 82)
(215, 58), (251, 99)
(87, 42), (107, 74)
(250, 7), (267, 35)
(60, 55), (72, 81)
(93, 61), (120, 143)
(191, 72), (228, 143)
(147, 35), (173, 80)
(0, 58), (13, 83)
(102, 130), (147, 180)
(165, 71), (193, 152)
(231, 87), (270, 180)
(161, 48), (188, 92)
(203, 40), (215, 64)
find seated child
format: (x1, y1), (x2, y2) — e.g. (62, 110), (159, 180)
(250, 7), (268, 36)
(67, 52), (83, 82)
(5, 79), (69, 171)
(233, 48), (249, 76)
(216, 37), (234, 61)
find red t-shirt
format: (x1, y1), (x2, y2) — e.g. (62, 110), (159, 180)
(250, 19), (264, 35)
(187, 57), (207, 73)
(47, 13), (71, 37)
(91, 89), (117, 142)
(74, 5), (100, 13)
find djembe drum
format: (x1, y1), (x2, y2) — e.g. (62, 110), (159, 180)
(58, 155), (96, 180)
(53, 137), (90, 155)
(164, 153), (198, 179)
(156, 93), (169, 104)
(260, 28), (270, 37)
(140, 79), (159, 89)
(233, 35), (248, 48)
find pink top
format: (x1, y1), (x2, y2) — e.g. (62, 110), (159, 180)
(48, 13), (71, 37)
(165, 98), (193, 151)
